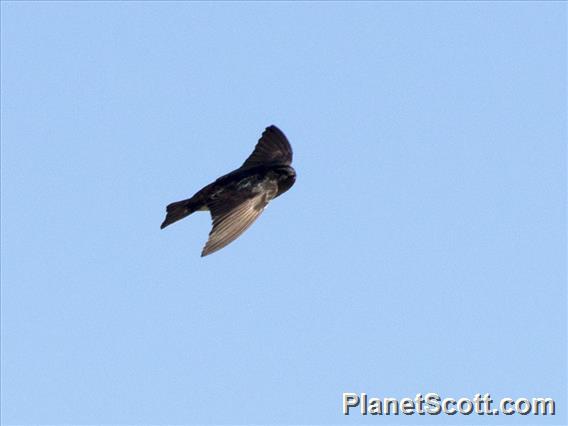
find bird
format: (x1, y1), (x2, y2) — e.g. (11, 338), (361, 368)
(161, 125), (296, 257)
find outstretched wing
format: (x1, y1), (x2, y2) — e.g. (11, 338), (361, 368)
(241, 125), (293, 169)
(201, 186), (276, 257)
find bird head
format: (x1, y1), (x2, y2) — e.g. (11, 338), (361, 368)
(275, 165), (296, 197)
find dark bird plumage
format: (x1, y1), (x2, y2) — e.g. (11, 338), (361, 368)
(161, 125), (296, 257)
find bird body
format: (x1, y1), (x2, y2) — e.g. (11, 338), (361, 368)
(161, 125), (295, 257)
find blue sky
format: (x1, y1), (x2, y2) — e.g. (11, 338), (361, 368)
(1, 2), (566, 425)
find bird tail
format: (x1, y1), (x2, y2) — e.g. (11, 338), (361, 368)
(160, 198), (200, 229)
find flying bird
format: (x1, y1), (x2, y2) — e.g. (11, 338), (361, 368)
(161, 125), (296, 257)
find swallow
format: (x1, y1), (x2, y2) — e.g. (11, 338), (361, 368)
(161, 125), (296, 257)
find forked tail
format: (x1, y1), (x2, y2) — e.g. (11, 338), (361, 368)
(160, 198), (199, 229)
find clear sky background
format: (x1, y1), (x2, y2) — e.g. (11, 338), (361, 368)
(1, 2), (566, 425)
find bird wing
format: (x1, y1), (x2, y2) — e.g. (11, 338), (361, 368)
(201, 189), (273, 257)
(241, 125), (293, 169)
